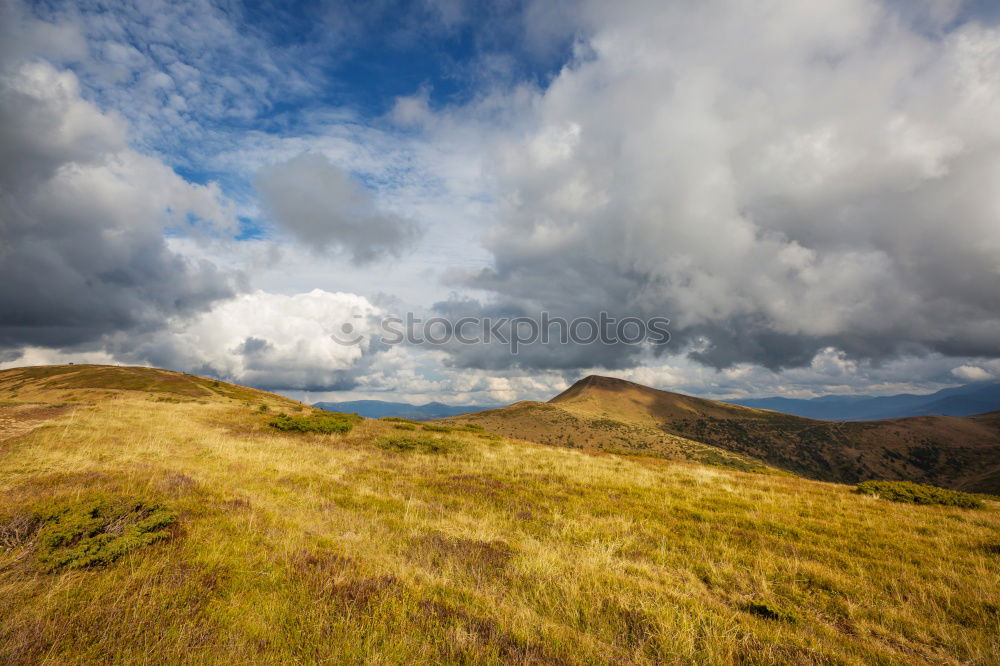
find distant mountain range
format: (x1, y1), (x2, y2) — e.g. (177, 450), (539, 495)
(732, 382), (1000, 421)
(316, 382), (1000, 424)
(313, 399), (495, 421)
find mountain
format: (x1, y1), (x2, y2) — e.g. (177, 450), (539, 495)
(313, 399), (494, 421)
(733, 382), (1000, 420)
(1, 364), (998, 663)
(443, 375), (1000, 492)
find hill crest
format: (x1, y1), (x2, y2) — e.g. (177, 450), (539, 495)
(448, 374), (1000, 492)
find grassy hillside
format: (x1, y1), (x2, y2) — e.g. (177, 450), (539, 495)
(1, 365), (999, 664)
(448, 375), (1000, 492)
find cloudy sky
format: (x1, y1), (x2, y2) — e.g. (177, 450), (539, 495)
(2, 0), (999, 405)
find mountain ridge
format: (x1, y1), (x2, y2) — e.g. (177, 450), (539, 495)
(446, 374), (1000, 492)
(313, 399), (495, 421)
(733, 382), (1000, 420)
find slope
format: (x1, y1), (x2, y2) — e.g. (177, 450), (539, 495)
(447, 375), (1000, 492)
(0, 365), (998, 664)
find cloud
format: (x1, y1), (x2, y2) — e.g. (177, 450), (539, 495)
(112, 289), (385, 391)
(254, 153), (421, 263)
(408, 0), (1000, 373)
(30, 0), (325, 159)
(6, 0), (1000, 404)
(0, 32), (240, 349)
(951, 364), (994, 382)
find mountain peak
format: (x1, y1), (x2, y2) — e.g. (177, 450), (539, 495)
(551, 375), (642, 402)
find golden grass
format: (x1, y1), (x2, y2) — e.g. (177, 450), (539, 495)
(0, 388), (998, 664)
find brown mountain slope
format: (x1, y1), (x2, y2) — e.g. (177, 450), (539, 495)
(442, 400), (775, 473)
(446, 375), (1000, 492)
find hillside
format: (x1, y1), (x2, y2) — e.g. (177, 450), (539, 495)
(445, 375), (1000, 492)
(1, 365), (998, 664)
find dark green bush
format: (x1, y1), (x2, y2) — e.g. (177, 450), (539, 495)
(35, 497), (176, 572)
(855, 480), (983, 509)
(393, 423), (417, 431)
(421, 424), (453, 433)
(377, 435), (464, 454)
(269, 411), (361, 434)
(591, 418), (624, 430)
(744, 602), (795, 622)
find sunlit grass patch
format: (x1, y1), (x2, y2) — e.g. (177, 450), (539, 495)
(269, 411), (362, 434)
(855, 480), (984, 508)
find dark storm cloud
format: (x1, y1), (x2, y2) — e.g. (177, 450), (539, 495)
(0, 20), (241, 350)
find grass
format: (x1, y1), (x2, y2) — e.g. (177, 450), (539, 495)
(0, 368), (998, 663)
(855, 480), (985, 509)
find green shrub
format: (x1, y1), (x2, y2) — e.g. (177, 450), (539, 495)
(421, 424), (453, 433)
(393, 423), (417, 431)
(35, 497), (176, 572)
(744, 602), (795, 622)
(591, 417), (624, 430)
(269, 412), (361, 434)
(377, 435), (464, 454)
(855, 480), (983, 509)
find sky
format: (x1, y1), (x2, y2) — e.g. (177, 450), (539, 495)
(1, 0), (999, 405)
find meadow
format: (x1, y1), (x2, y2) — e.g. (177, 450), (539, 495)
(0, 367), (998, 664)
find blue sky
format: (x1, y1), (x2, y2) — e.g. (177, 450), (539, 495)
(3, 0), (1000, 404)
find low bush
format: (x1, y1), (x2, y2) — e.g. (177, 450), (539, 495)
(855, 480), (983, 509)
(269, 411), (361, 434)
(393, 423), (417, 431)
(377, 434), (464, 454)
(421, 424), (453, 433)
(744, 602), (795, 623)
(34, 497), (176, 572)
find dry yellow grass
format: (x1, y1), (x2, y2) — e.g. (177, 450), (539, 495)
(0, 366), (998, 664)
